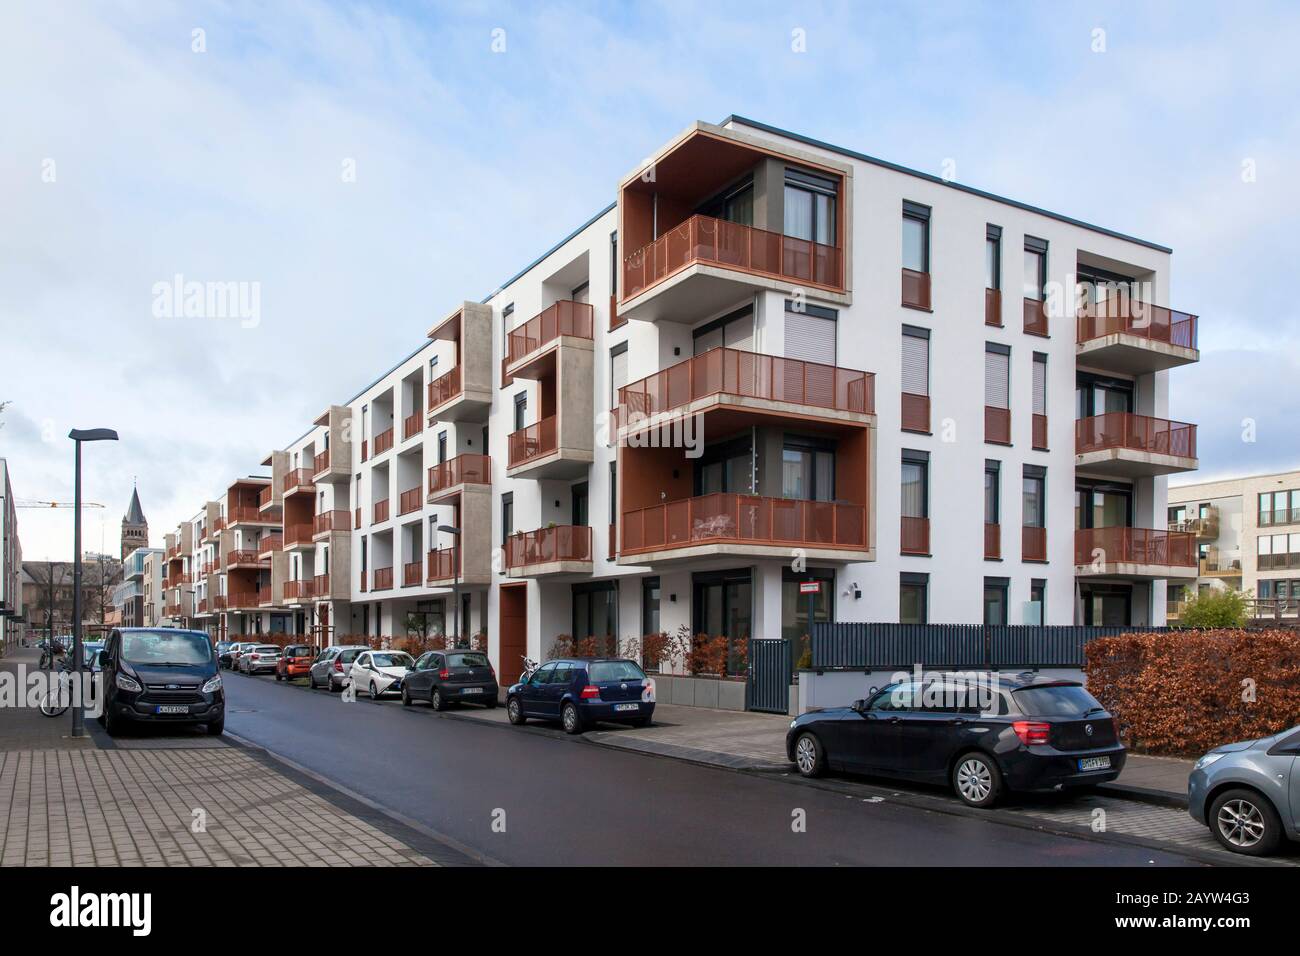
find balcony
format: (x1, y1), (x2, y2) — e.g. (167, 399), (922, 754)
(1076, 296), (1199, 373)
(372, 426), (394, 457)
(901, 392), (929, 433)
(227, 506), (278, 528)
(985, 523), (1001, 560)
(212, 595), (228, 611)
(506, 526), (592, 577)
(310, 407), (352, 483)
(504, 300), (594, 380)
(313, 510), (350, 539)
(402, 561), (422, 588)
(257, 534), (282, 557)
(1075, 413), (1198, 477)
(402, 411), (423, 442)
(1257, 551), (1300, 571)
(313, 574), (332, 600)
(372, 567), (393, 591)
(985, 288), (1002, 327)
(1255, 507), (1298, 529)
(619, 494), (868, 565)
(257, 485), (276, 512)
(226, 549), (260, 570)
(398, 486), (422, 517)
(258, 586), (274, 607)
(425, 302), (493, 423)
(508, 416), (557, 470)
(283, 468), (314, 497)
(901, 269), (931, 310)
(900, 516), (929, 556)
(427, 453), (491, 504)
(373, 499), (390, 525)
(1023, 526), (1047, 562)
(1074, 527), (1197, 580)
(283, 522), (313, 551)
(165, 604), (183, 618)
(1023, 298), (1049, 337)
(985, 406), (1010, 445)
(283, 580), (310, 602)
(1198, 548), (1242, 577)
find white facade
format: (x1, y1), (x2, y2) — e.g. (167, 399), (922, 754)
(0, 459), (23, 647)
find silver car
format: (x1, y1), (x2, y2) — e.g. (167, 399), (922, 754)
(238, 644), (282, 675)
(308, 645), (370, 692)
(1188, 724), (1300, 856)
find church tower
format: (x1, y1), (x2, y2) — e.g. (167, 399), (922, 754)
(121, 483), (148, 559)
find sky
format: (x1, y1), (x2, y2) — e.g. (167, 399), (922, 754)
(1, 0), (1298, 560)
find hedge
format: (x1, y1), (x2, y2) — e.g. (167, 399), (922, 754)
(1084, 629), (1300, 756)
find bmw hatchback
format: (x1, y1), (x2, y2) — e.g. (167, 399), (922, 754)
(507, 657), (655, 734)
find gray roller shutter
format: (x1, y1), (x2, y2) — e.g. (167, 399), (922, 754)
(902, 331), (929, 395)
(1032, 355), (1047, 415)
(785, 310), (836, 365)
(985, 349), (1009, 408)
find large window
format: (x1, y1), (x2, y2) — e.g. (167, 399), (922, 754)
(900, 572), (928, 624)
(902, 201), (930, 273)
(696, 436), (753, 496)
(983, 577), (1009, 626)
(781, 437), (835, 502)
(641, 577), (660, 637)
(701, 179), (754, 227)
(901, 450), (928, 518)
(693, 305), (754, 355)
(1075, 479), (1132, 529)
(500, 492), (513, 546)
(985, 460), (1000, 524)
(572, 581), (618, 653)
(985, 224), (1001, 290)
(609, 341), (628, 411)
(1076, 371), (1134, 418)
(1023, 236), (1048, 300)
(1023, 467), (1046, 529)
(693, 569), (752, 674)
(512, 392), (527, 431)
(784, 169), (836, 244)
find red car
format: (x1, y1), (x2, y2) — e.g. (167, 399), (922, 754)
(275, 643), (317, 681)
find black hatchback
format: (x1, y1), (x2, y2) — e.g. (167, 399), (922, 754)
(786, 674), (1124, 807)
(97, 628), (224, 737)
(402, 649), (499, 711)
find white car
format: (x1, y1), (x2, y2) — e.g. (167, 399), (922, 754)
(350, 650), (415, 699)
(239, 644), (282, 675)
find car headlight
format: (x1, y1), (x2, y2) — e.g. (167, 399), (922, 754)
(202, 675), (223, 694)
(115, 672), (142, 692)
(1194, 752), (1226, 771)
(789, 719), (798, 729)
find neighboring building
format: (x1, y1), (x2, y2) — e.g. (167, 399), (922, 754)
(117, 546), (163, 627)
(1168, 469), (1300, 616)
(21, 555), (122, 637)
(166, 115), (1202, 668)
(142, 548), (165, 626)
(121, 484), (148, 560)
(0, 459), (24, 648)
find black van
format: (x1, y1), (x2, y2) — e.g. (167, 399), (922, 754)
(98, 628), (225, 736)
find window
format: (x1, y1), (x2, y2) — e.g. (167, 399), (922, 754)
(571, 482), (588, 526)
(1075, 478), (1132, 529)
(572, 580), (618, 650)
(641, 576), (660, 638)
(781, 437), (835, 502)
(1029, 579), (1046, 625)
(983, 577), (1009, 625)
(783, 301), (836, 365)
(784, 168), (836, 244)
(696, 436), (753, 496)
(901, 325), (930, 399)
(702, 179), (754, 227)
(901, 201), (930, 273)
(513, 392), (527, 431)
(609, 231), (618, 299)
(900, 572), (928, 624)
(1023, 466), (1046, 529)
(610, 341), (628, 411)
(500, 492), (513, 547)
(985, 460), (1000, 524)
(901, 450), (929, 518)
(1023, 236), (1048, 300)
(437, 431), (447, 464)
(1076, 371), (1134, 418)
(428, 355), (438, 379)
(985, 343), (1010, 410)
(694, 305), (754, 355)
(1032, 353), (1047, 417)
(985, 225), (1001, 290)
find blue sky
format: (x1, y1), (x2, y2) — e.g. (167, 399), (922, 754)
(2, 0), (1297, 559)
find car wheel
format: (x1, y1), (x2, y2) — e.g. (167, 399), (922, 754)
(431, 688), (445, 712)
(507, 697), (525, 725)
(1209, 788), (1283, 856)
(308, 671), (318, 688)
(275, 671), (282, 681)
(104, 706), (126, 738)
(952, 752), (1002, 808)
(561, 702), (583, 735)
(401, 686), (411, 706)
(207, 716), (225, 736)
(793, 732), (825, 778)
(369, 681), (380, 701)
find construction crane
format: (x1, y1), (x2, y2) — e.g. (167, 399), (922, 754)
(15, 499), (105, 509)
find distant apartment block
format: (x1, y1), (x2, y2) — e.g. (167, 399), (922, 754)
(0, 459), (23, 647)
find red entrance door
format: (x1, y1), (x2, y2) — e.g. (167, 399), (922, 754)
(498, 584), (528, 685)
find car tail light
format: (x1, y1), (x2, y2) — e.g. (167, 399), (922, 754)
(333, 659), (343, 671)
(251, 654), (259, 661)
(580, 685), (601, 699)
(1012, 721), (1051, 746)
(439, 668), (450, 679)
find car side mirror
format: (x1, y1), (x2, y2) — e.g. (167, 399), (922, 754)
(850, 699), (866, 713)
(98, 650), (109, 666)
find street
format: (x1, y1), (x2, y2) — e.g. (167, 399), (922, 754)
(218, 669), (1205, 867)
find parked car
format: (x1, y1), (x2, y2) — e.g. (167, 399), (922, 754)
(785, 674), (1126, 808)
(507, 657), (654, 734)
(275, 643), (316, 681)
(216, 641), (238, 668)
(1188, 724), (1300, 856)
(402, 649), (498, 710)
(238, 644), (282, 675)
(350, 650), (415, 699)
(309, 645), (369, 692)
(228, 642), (257, 671)
(96, 627), (224, 736)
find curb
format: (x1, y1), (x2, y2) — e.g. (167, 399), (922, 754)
(1097, 782), (1188, 810)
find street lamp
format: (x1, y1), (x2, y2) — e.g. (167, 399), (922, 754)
(437, 525), (461, 647)
(69, 427), (118, 738)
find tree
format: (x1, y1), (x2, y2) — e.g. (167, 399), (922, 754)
(1177, 589), (1249, 628)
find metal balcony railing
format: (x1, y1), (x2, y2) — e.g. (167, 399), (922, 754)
(620, 495), (868, 556)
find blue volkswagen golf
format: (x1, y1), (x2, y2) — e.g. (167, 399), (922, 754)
(507, 657), (654, 734)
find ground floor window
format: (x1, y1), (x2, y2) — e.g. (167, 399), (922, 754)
(900, 572), (928, 624)
(1080, 584), (1132, 625)
(572, 580), (618, 654)
(693, 568), (751, 673)
(983, 577), (1009, 626)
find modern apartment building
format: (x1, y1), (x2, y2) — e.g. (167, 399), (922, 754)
(176, 116), (1200, 669)
(117, 546), (163, 627)
(1168, 469), (1300, 614)
(0, 459), (24, 647)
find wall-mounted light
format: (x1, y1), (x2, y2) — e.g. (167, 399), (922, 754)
(669, 593), (677, 603)
(673, 347), (681, 356)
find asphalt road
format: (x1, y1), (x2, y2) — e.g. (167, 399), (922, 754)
(219, 670), (1204, 866)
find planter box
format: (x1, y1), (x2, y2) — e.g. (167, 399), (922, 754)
(650, 673), (746, 711)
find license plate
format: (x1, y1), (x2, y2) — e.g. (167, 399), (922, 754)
(155, 705), (189, 715)
(1078, 756), (1111, 771)
(614, 703), (639, 712)
(461, 687), (482, 694)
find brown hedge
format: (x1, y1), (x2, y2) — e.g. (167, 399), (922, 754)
(1084, 629), (1300, 756)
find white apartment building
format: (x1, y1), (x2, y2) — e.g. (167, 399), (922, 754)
(183, 116), (1200, 672)
(0, 459), (24, 647)
(1168, 469), (1300, 613)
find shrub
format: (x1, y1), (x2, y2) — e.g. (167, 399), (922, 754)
(1176, 589), (1249, 628)
(1084, 628), (1300, 756)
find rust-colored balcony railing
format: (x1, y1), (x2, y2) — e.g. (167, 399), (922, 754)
(283, 523), (312, 548)
(371, 567), (393, 591)
(1075, 413), (1197, 459)
(257, 534), (282, 555)
(427, 365), (462, 412)
(373, 499), (390, 524)
(618, 346), (874, 426)
(212, 595), (227, 610)
(197, 598), (208, 614)
(985, 522), (1001, 559)
(506, 525), (592, 570)
(620, 495), (868, 556)
(226, 549), (259, 567)
(258, 485), (274, 508)
(257, 586), (273, 606)
(1023, 297), (1049, 337)
(355, 507), (361, 529)
(372, 427), (394, 456)
(901, 269), (931, 310)
(426, 546), (459, 582)
(1022, 526), (1047, 562)
(985, 406), (1011, 445)
(403, 411), (423, 441)
(313, 573), (330, 598)
(402, 561), (422, 588)
(313, 449), (330, 475)
(398, 487), (422, 516)
(1077, 296), (1198, 350)
(228, 506), (271, 525)
(508, 415), (558, 469)
(505, 300), (594, 366)
(900, 515), (929, 556)
(901, 392), (930, 433)
(283, 580), (309, 601)
(1075, 527), (1196, 568)
(622, 213), (843, 300)
(428, 454), (491, 496)
(283, 469), (315, 495)
(361, 439), (368, 462)
(313, 510), (350, 535)
(985, 288), (1002, 327)
(165, 604), (183, 618)
(212, 516), (226, 533)
(1032, 413), (1048, 451)
(609, 294), (625, 331)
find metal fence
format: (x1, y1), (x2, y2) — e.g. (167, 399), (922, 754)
(810, 622), (1169, 670)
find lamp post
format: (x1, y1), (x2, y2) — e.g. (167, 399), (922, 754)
(69, 428), (118, 738)
(437, 525), (461, 647)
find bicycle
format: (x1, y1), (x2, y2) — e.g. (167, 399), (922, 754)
(39, 664), (74, 717)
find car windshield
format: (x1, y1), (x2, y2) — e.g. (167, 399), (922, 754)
(82, 645), (103, 664)
(286, 645), (311, 656)
(1012, 684), (1104, 718)
(372, 653), (412, 668)
(448, 652), (490, 668)
(338, 648), (366, 662)
(121, 631), (213, 666)
(588, 660), (646, 683)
